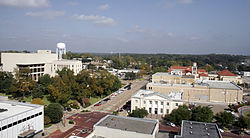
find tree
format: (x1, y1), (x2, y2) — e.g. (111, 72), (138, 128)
(0, 71), (14, 93)
(125, 72), (136, 80)
(45, 103), (63, 123)
(129, 108), (148, 118)
(235, 116), (250, 131)
(214, 111), (234, 128)
(31, 84), (46, 98)
(37, 74), (53, 95)
(165, 105), (191, 126)
(31, 98), (44, 105)
(191, 106), (213, 123)
(44, 116), (51, 125)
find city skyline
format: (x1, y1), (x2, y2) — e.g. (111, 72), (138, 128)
(0, 0), (250, 55)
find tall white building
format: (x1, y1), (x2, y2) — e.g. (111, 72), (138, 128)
(1, 44), (82, 80)
(0, 100), (44, 138)
(131, 90), (183, 115)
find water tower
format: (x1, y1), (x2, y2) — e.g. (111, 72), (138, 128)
(56, 43), (66, 60)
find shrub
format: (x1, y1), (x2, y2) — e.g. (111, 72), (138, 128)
(31, 98), (44, 105)
(69, 120), (74, 124)
(45, 103), (63, 123)
(44, 116), (51, 125)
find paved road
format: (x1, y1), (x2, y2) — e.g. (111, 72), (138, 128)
(88, 79), (148, 113)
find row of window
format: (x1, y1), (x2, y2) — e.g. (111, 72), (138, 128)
(0, 112), (42, 131)
(135, 99), (179, 106)
(148, 108), (170, 114)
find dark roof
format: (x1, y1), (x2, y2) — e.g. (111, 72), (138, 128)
(95, 115), (158, 135)
(175, 120), (222, 138)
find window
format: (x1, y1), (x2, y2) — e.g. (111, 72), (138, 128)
(13, 122), (17, 126)
(27, 116), (31, 120)
(39, 112), (42, 115)
(167, 102), (169, 106)
(135, 106), (138, 110)
(31, 115), (35, 118)
(2, 126), (7, 130)
(8, 124), (12, 128)
(22, 118), (27, 122)
(144, 101), (146, 104)
(167, 109), (169, 114)
(150, 101), (152, 104)
(35, 113), (38, 117)
(18, 120), (22, 124)
(155, 101), (158, 104)
(135, 100), (138, 103)
(161, 108), (163, 113)
(176, 103), (178, 106)
(149, 108), (152, 113)
(161, 102), (163, 105)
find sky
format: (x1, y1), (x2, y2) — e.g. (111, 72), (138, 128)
(0, 0), (250, 55)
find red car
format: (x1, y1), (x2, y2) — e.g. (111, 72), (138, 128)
(94, 103), (102, 106)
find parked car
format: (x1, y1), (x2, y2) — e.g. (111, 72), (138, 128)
(94, 103), (102, 106)
(166, 122), (176, 127)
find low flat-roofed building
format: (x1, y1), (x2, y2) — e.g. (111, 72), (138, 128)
(175, 120), (222, 138)
(91, 115), (159, 138)
(0, 100), (44, 138)
(131, 90), (183, 115)
(147, 80), (243, 104)
(152, 72), (195, 85)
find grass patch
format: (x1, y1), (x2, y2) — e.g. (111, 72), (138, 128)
(243, 110), (250, 120)
(42, 95), (51, 105)
(89, 97), (101, 105)
(24, 95), (32, 102)
(44, 124), (52, 128)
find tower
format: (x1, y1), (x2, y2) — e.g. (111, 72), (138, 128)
(56, 43), (66, 60)
(192, 62), (197, 78)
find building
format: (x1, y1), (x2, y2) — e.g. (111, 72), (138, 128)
(131, 90), (183, 115)
(0, 100), (44, 138)
(168, 63), (207, 78)
(146, 80), (243, 104)
(152, 72), (195, 85)
(217, 70), (242, 84)
(91, 115), (159, 138)
(175, 120), (222, 138)
(1, 43), (82, 80)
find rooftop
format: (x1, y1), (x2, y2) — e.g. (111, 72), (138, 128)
(176, 120), (222, 138)
(217, 70), (237, 76)
(95, 115), (158, 135)
(132, 89), (183, 100)
(0, 100), (42, 121)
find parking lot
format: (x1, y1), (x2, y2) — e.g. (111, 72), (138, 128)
(88, 79), (148, 113)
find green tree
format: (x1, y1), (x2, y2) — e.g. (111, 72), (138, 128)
(214, 111), (234, 128)
(235, 116), (250, 131)
(165, 105), (191, 126)
(129, 108), (148, 118)
(45, 103), (63, 123)
(191, 106), (213, 123)
(125, 72), (136, 80)
(31, 84), (46, 98)
(0, 71), (14, 93)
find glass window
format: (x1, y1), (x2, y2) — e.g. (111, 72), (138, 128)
(39, 112), (42, 115)
(150, 101), (152, 104)
(161, 108), (163, 113)
(176, 103), (178, 106)
(149, 108), (152, 113)
(161, 102), (163, 105)
(8, 124), (12, 128)
(144, 101), (146, 104)
(167, 109), (169, 114)
(13, 122), (17, 126)
(167, 102), (169, 106)
(2, 126), (7, 130)
(18, 120), (22, 124)
(155, 101), (158, 104)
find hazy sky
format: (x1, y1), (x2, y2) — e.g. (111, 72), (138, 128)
(0, 0), (250, 55)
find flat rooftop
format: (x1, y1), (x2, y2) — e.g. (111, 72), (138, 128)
(0, 101), (42, 121)
(95, 115), (158, 135)
(176, 120), (222, 138)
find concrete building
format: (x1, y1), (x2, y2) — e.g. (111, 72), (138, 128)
(1, 43), (82, 80)
(217, 70), (242, 84)
(175, 120), (222, 138)
(0, 100), (44, 138)
(131, 90), (183, 115)
(152, 72), (195, 85)
(146, 80), (243, 104)
(91, 115), (159, 138)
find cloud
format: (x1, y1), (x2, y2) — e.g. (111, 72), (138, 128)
(126, 25), (146, 33)
(117, 37), (129, 43)
(73, 14), (117, 26)
(68, 1), (78, 6)
(98, 4), (110, 10)
(26, 10), (65, 19)
(178, 0), (193, 4)
(190, 36), (200, 40)
(0, 0), (50, 8)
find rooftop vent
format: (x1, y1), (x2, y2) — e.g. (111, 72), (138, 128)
(190, 126), (193, 129)
(190, 131), (193, 134)
(190, 122), (192, 125)
(207, 133), (210, 136)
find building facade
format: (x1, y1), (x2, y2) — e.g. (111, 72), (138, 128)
(146, 80), (243, 104)
(131, 90), (183, 115)
(0, 101), (44, 138)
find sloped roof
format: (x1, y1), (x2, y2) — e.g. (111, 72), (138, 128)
(217, 70), (236, 76)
